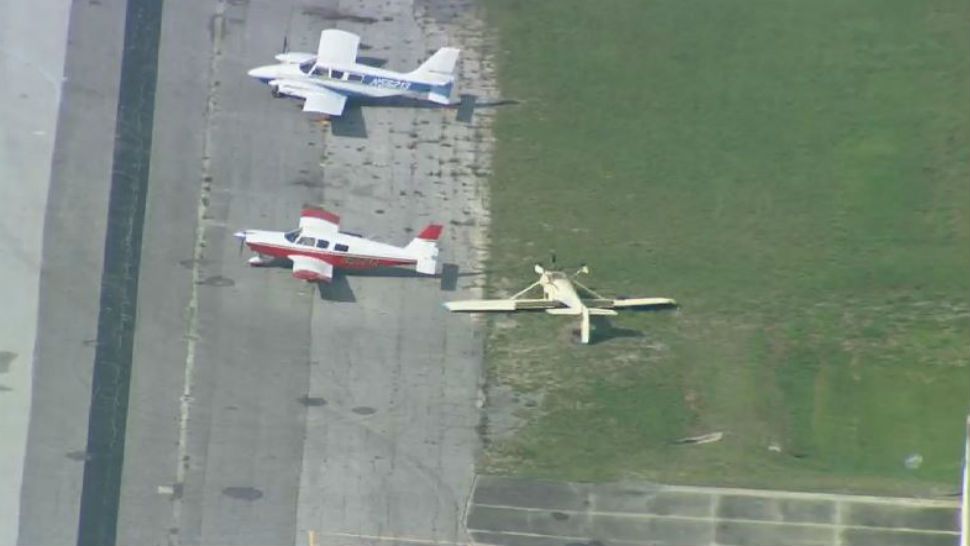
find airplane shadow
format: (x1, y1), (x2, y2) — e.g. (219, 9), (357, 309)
(346, 94), (519, 122)
(342, 263), (482, 285)
(330, 103), (367, 138)
(249, 258), (479, 300)
(312, 94), (519, 136)
(316, 274), (356, 303)
(587, 316), (644, 345)
(439, 263), (460, 292)
(356, 56), (388, 68)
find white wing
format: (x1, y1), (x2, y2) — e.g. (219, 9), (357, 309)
(299, 206), (340, 235)
(317, 29), (360, 66)
(290, 255), (334, 283)
(607, 297), (678, 310)
(302, 88), (348, 116)
(445, 299), (562, 312)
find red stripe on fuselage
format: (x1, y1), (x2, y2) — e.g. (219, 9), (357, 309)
(247, 242), (414, 270)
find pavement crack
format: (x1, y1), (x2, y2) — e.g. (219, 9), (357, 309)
(170, 1), (226, 542)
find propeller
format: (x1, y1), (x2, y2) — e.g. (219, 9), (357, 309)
(234, 231), (247, 255)
(281, 36), (289, 54)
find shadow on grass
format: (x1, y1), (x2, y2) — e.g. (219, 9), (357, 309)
(588, 316), (644, 345)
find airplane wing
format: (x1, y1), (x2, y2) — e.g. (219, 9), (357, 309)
(289, 255), (334, 283)
(299, 205), (340, 234)
(586, 297), (678, 310)
(302, 88), (348, 116)
(316, 29), (360, 66)
(445, 298), (563, 312)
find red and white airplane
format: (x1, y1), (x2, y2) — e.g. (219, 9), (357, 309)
(234, 205), (443, 282)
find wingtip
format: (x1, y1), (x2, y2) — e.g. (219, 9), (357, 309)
(301, 204), (341, 224)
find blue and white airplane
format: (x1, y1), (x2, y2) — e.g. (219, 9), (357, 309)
(247, 29), (460, 117)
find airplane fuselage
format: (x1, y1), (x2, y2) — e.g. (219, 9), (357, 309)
(240, 229), (416, 270)
(248, 58), (453, 103)
(540, 272), (585, 311)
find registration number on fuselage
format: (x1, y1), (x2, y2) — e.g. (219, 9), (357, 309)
(368, 77), (411, 90)
(342, 257), (379, 268)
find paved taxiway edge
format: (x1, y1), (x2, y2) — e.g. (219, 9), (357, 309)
(15, 0), (129, 544)
(0, 0), (71, 544)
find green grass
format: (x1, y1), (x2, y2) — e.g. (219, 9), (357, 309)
(480, 0), (970, 494)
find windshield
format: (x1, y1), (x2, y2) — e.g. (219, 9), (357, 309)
(299, 60), (314, 75)
(284, 229), (300, 243)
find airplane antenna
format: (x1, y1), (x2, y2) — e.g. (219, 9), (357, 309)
(282, 36), (289, 54)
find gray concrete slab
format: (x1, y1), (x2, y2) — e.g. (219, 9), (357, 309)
(841, 527), (958, 546)
(468, 477), (961, 546)
(13, 0), (128, 544)
(0, 0), (71, 544)
(295, 2), (497, 545)
(116, 1), (320, 544)
(112, 1), (496, 546)
(843, 501), (959, 531)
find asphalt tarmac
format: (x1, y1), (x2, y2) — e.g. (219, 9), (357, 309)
(10, 1), (965, 546)
(16, 0), (495, 545)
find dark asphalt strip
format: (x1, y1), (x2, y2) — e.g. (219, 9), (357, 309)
(76, 0), (164, 545)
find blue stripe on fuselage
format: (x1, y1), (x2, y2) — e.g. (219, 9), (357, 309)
(362, 75), (433, 94)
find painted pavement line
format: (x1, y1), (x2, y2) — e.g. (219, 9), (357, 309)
(471, 503), (960, 536)
(659, 484), (960, 508)
(307, 530), (473, 545)
(468, 528), (669, 545)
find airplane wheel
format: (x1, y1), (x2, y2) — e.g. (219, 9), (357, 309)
(271, 86), (282, 98)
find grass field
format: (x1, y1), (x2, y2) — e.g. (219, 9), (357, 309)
(479, 0), (970, 494)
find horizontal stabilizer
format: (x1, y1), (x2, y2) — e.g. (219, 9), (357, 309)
(611, 297), (678, 310)
(415, 257), (437, 275)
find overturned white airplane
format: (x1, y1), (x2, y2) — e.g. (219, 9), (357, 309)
(445, 263), (677, 344)
(247, 29), (460, 117)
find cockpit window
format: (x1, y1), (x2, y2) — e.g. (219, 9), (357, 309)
(284, 229), (300, 243)
(316, 239), (329, 249)
(330, 70), (345, 80)
(348, 73), (363, 83)
(297, 236), (316, 247)
(300, 61), (315, 75)
(312, 65), (327, 77)
(334, 243), (349, 252)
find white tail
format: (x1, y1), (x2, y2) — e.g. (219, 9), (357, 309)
(411, 48), (460, 79)
(406, 224), (443, 275)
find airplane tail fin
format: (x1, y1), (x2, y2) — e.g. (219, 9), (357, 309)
(411, 48), (460, 104)
(412, 48), (460, 78)
(406, 224), (443, 275)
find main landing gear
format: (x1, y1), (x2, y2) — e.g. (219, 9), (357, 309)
(248, 255), (272, 266)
